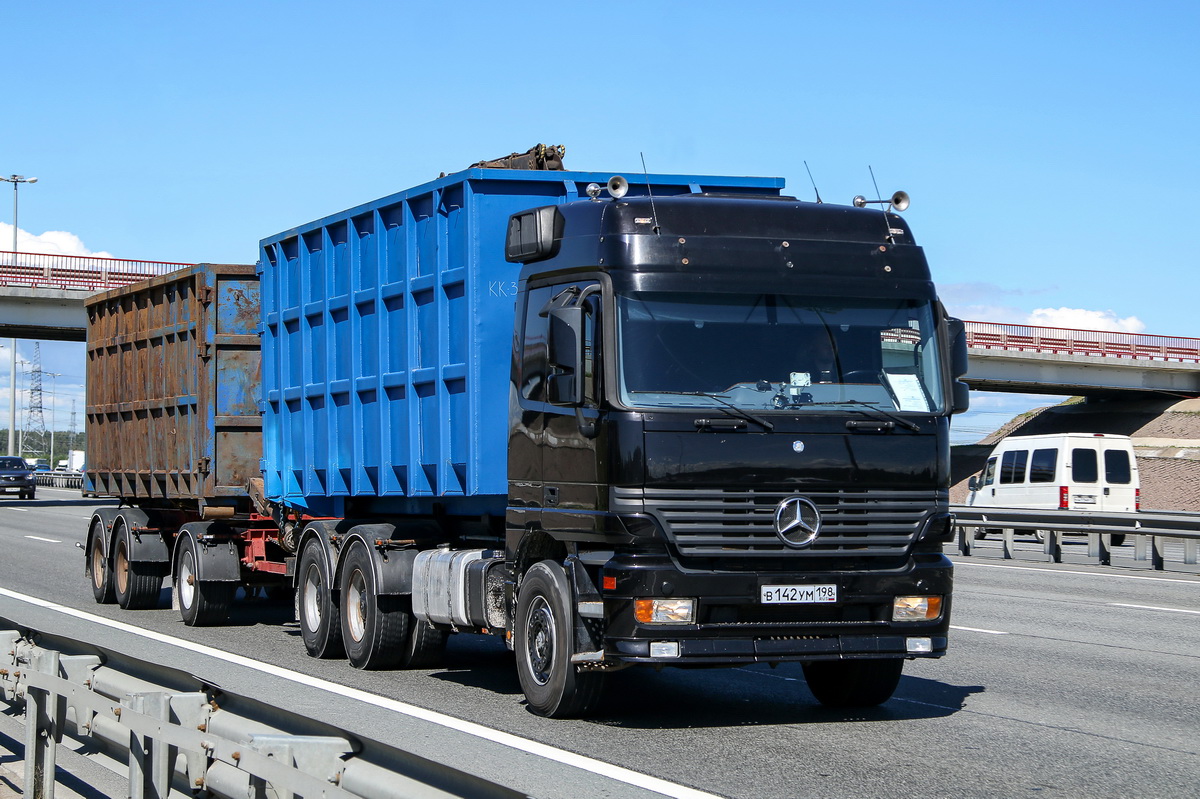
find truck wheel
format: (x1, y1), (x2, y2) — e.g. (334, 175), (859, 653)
(972, 527), (987, 540)
(113, 521), (163, 610)
(297, 538), (343, 658)
(175, 535), (234, 626)
(87, 519), (116, 604)
(339, 543), (407, 670)
(802, 658), (904, 708)
(514, 560), (604, 718)
(400, 600), (448, 669)
(1110, 534), (1126, 547)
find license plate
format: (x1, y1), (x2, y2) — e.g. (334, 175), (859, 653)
(1075, 495), (1097, 505)
(760, 584), (837, 604)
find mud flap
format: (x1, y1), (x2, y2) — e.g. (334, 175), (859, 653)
(565, 556), (605, 663)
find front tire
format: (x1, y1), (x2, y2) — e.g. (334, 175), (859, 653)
(803, 658), (904, 708)
(514, 560), (604, 718)
(175, 535), (235, 626)
(297, 537), (343, 658)
(113, 521), (162, 610)
(87, 519), (115, 604)
(339, 543), (407, 670)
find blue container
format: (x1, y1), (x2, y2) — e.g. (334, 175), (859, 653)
(258, 168), (784, 516)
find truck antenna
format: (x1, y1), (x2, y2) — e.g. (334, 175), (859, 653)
(640, 152), (661, 234)
(804, 161), (823, 203)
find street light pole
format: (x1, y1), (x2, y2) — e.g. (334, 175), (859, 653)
(2, 174), (37, 456)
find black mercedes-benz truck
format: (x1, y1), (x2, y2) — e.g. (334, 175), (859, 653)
(503, 186), (969, 716)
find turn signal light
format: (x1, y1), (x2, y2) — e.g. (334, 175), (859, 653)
(893, 595), (943, 622)
(634, 598), (696, 624)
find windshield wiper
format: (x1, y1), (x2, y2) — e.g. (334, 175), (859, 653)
(636, 390), (775, 431)
(805, 399), (921, 432)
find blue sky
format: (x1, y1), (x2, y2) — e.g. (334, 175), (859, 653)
(3, 1), (1197, 445)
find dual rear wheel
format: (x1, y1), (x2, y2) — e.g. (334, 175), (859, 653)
(87, 519), (163, 610)
(295, 539), (447, 670)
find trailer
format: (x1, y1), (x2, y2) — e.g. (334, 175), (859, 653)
(85, 149), (969, 717)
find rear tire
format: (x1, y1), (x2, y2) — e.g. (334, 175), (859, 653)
(1110, 534), (1126, 547)
(175, 535), (235, 626)
(514, 560), (605, 718)
(339, 543), (407, 670)
(113, 521), (163, 610)
(297, 537), (344, 658)
(87, 519), (115, 604)
(803, 658), (904, 708)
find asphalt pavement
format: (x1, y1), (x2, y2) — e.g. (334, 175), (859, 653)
(1, 488), (1198, 799)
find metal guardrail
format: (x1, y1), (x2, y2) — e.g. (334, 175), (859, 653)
(1, 251), (191, 293)
(951, 505), (1200, 569)
(0, 623), (524, 799)
(962, 321), (1200, 363)
(34, 472), (82, 489)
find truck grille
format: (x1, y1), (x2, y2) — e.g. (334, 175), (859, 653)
(613, 487), (944, 561)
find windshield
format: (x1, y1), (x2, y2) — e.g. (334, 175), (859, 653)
(616, 291), (947, 414)
(0, 457), (29, 470)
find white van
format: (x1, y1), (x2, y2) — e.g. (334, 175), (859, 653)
(967, 433), (1139, 545)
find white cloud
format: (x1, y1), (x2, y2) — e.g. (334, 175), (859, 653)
(1025, 307), (1145, 333)
(940, 283), (1147, 333)
(0, 223), (114, 258)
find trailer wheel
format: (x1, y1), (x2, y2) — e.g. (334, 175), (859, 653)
(515, 560), (604, 718)
(174, 535), (235, 626)
(802, 658), (904, 708)
(297, 538), (344, 659)
(339, 543), (407, 670)
(87, 518), (115, 604)
(113, 521), (163, 610)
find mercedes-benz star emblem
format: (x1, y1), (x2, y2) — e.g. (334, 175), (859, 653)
(774, 496), (822, 548)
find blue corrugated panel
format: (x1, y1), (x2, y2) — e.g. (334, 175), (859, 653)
(258, 168), (784, 516)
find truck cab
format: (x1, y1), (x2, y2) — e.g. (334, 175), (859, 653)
(503, 189), (969, 714)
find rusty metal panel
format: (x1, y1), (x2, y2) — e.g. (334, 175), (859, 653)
(83, 264), (262, 509)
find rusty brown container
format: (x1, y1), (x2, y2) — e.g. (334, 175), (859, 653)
(83, 264), (261, 513)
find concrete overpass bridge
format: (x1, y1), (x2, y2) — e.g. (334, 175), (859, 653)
(0, 251), (188, 341)
(2, 251), (1199, 396)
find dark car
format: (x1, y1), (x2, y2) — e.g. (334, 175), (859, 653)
(0, 456), (36, 499)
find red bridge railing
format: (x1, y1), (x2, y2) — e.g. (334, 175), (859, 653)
(964, 321), (1200, 363)
(0, 251), (192, 293)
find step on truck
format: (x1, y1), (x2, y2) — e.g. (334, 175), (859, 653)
(84, 149), (970, 716)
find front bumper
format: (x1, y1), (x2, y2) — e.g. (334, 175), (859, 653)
(597, 551), (952, 664)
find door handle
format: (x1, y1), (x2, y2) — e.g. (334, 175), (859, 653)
(544, 486), (560, 506)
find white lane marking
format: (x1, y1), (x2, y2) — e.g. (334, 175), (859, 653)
(737, 667), (802, 682)
(24, 536), (62, 543)
(955, 561), (1200, 586)
(894, 697), (959, 711)
(1109, 603), (1200, 616)
(6, 507), (28, 512)
(950, 625), (1010, 635)
(0, 587), (721, 799)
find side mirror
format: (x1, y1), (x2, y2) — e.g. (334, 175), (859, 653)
(968, 475), (979, 492)
(951, 380), (970, 415)
(948, 317), (969, 379)
(505, 206), (564, 263)
(547, 306), (584, 406)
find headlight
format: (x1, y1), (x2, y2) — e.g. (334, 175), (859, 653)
(893, 595), (943, 622)
(634, 598), (696, 624)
